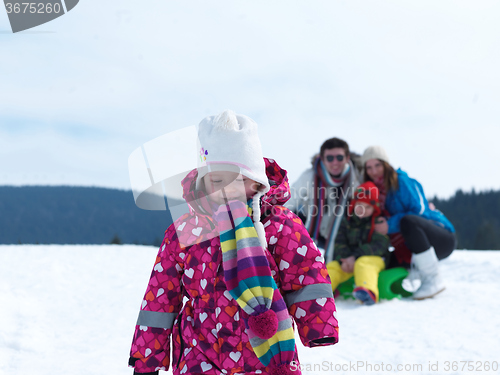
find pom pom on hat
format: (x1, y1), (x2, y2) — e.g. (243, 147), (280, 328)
(213, 109), (239, 131)
(361, 145), (390, 166)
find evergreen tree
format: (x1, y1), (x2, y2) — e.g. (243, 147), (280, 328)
(110, 234), (122, 245)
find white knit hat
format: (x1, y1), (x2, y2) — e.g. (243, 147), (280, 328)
(196, 110), (270, 193)
(196, 109), (269, 248)
(361, 145), (390, 166)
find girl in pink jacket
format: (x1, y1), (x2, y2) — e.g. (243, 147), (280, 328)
(129, 110), (339, 375)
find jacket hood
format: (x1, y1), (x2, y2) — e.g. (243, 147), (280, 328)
(396, 168), (408, 177)
(181, 157), (290, 216)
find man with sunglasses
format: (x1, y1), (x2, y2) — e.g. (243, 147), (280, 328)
(286, 137), (361, 264)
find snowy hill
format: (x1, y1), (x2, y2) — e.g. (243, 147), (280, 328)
(1, 246), (499, 375)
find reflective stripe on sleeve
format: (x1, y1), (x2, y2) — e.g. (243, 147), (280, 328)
(136, 310), (177, 329)
(284, 283), (334, 307)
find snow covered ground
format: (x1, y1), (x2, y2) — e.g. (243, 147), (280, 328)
(1, 245), (499, 375)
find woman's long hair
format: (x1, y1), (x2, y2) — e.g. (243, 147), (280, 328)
(364, 160), (399, 191)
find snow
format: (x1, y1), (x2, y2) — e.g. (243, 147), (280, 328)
(1, 246), (499, 375)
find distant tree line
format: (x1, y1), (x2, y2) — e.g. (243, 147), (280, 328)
(0, 186), (173, 247)
(0, 186), (498, 250)
(431, 189), (500, 250)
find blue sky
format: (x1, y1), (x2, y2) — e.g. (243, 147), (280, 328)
(1, 0), (499, 198)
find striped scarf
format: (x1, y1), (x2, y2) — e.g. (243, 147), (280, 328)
(373, 176), (387, 212)
(214, 199), (296, 372)
(307, 157), (352, 263)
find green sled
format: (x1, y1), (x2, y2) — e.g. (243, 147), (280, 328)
(336, 267), (413, 301)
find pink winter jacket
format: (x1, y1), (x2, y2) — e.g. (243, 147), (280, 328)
(129, 158), (339, 375)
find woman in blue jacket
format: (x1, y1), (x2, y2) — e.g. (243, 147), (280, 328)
(361, 146), (456, 300)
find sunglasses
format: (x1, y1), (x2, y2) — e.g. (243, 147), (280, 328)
(325, 155), (345, 162)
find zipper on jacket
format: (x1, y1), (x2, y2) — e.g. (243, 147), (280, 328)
(176, 312), (184, 370)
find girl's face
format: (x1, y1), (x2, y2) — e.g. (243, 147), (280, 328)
(353, 201), (374, 218)
(203, 171), (261, 205)
(365, 159), (385, 181)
